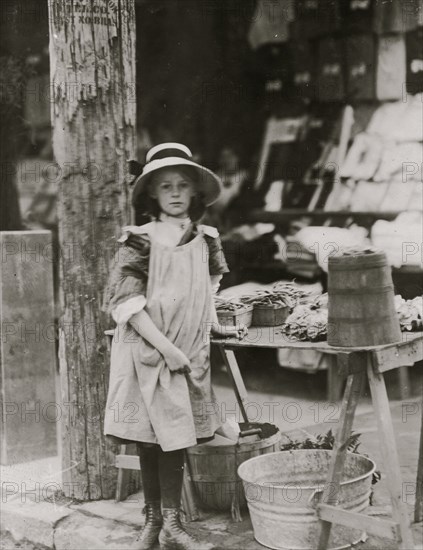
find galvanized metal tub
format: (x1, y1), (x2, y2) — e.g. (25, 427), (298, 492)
(238, 449), (376, 550)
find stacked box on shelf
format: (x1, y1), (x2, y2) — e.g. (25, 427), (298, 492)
(289, 39), (316, 101)
(376, 34), (407, 100)
(292, 0), (341, 40)
(316, 36), (346, 102)
(345, 33), (376, 100)
(341, 0), (375, 34)
(374, 0), (405, 33)
(373, 0), (422, 33)
(248, 0), (292, 50)
(252, 43), (294, 111)
(405, 26), (423, 94)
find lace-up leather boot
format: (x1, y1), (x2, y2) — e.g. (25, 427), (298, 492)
(136, 501), (162, 549)
(159, 508), (214, 550)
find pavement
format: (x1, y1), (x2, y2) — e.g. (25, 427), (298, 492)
(1, 358), (422, 550)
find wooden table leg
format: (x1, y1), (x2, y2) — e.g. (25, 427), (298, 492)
(397, 366), (410, 400)
(414, 382), (423, 523)
(217, 345), (251, 424)
(367, 359), (415, 549)
(327, 355), (345, 403)
(317, 367), (365, 550)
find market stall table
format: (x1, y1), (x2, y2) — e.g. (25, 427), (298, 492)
(212, 329), (423, 550)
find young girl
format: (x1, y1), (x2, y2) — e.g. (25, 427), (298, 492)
(103, 143), (247, 550)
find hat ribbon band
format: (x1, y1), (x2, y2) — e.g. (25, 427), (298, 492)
(149, 148), (191, 162)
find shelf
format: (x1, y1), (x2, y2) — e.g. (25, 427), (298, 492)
(392, 265), (423, 275)
(246, 209), (402, 224)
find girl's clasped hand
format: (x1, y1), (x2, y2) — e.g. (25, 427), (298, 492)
(165, 324), (248, 375)
(163, 344), (191, 374)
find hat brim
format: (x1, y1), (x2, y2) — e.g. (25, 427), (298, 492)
(132, 158), (222, 207)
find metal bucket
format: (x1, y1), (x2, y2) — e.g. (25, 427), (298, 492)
(237, 449), (376, 550)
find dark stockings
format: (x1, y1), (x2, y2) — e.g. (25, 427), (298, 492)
(137, 443), (184, 508)
(137, 443), (161, 503)
(158, 447), (184, 508)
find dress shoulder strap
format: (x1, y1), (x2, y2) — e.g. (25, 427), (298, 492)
(197, 224), (219, 239)
(117, 222), (155, 243)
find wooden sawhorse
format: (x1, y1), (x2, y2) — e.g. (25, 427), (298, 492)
(213, 329), (423, 550)
(316, 333), (423, 550)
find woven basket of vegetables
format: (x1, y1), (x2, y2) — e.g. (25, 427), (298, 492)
(215, 297), (253, 327)
(241, 284), (310, 327)
(251, 302), (290, 326)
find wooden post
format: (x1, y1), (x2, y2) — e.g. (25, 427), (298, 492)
(48, 0), (136, 499)
(414, 379), (423, 523)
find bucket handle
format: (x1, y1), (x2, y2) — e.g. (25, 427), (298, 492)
(239, 428), (262, 438)
(308, 484), (340, 507)
(308, 489), (320, 507)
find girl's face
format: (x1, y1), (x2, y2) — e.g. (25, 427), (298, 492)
(150, 168), (196, 218)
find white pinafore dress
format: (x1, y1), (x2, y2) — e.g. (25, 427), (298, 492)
(104, 227), (221, 451)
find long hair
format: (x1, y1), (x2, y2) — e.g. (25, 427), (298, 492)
(133, 166), (207, 223)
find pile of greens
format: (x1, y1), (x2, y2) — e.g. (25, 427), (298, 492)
(280, 293), (328, 342)
(240, 283), (311, 309)
(215, 296), (250, 312)
(280, 429), (381, 494)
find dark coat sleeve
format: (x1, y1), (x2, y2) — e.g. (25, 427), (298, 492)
(103, 234), (150, 315)
(204, 234), (230, 276)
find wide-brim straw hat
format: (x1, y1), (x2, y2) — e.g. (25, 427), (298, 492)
(132, 143), (222, 207)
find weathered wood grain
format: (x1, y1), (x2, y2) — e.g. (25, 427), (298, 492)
(48, 0), (136, 499)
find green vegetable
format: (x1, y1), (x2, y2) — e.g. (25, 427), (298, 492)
(280, 430), (380, 494)
(239, 282), (310, 309)
(215, 296), (250, 312)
